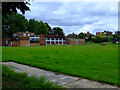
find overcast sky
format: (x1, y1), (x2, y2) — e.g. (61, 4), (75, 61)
(23, 2), (118, 35)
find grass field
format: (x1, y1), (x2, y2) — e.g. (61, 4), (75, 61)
(2, 66), (61, 88)
(2, 43), (118, 86)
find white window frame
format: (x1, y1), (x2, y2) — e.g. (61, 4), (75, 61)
(23, 33), (26, 37)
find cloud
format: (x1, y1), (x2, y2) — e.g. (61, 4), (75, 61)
(24, 2), (118, 35)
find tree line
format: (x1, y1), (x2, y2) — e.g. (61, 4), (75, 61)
(67, 32), (119, 43)
(2, 13), (65, 38)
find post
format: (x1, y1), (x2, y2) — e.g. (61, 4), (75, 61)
(54, 38), (56, 44)
(62, 38), (63, 45)
(11, 42), (13, 46)
(58, 38), (59, 45)
(6, 41), (8, 45)
(46, 38), (47, 45)
(29, 37), (30, 46)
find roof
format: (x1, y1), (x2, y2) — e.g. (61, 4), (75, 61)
(41, 35), (67, 38)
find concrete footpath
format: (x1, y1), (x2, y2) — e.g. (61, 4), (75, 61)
(0, 62), (119, 88)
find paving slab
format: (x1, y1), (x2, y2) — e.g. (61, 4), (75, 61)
(1, 62), (119, 88)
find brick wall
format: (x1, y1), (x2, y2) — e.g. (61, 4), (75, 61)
(40, 36), (45, 45)
(20, 40), (30, 46)
(69, 38), (85, 45)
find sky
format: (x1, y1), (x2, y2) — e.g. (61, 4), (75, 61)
(23, 2), (118, 35)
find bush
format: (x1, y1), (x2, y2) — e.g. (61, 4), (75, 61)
(93, 36), (102, 43)
(93, 35), (113, 43)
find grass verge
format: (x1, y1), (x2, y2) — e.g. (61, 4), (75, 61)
(2, 66), (62, 88)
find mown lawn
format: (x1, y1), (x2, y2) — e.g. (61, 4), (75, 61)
(2, 66), (61, 88)
(2, 43), (118, 86)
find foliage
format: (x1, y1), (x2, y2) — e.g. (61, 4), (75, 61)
(45, 23), (52, 35)
(28, 19), (38, 33)
(2, 13), (28, 38)
(2, 2), (30, 16)
(2, 66), (61, 88)
(2, 44), (118, 86)
(107, 36), (113, 42)
(113, 34), (119, 39)
(52, 27), (65, 36)
(2, 14), (49, 37)
(28, 19), (48, 35)
(38, 21), (48, 35)
(93, 35), (113, 43)
(78, 32), (86, 39)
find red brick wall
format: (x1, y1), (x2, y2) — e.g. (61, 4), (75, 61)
(40, 36), (45, 45)
(20, 40), (29, 46)
(69, 39), (85, 45)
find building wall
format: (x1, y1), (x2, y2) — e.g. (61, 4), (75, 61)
(2, 38), (11, 46)
(40, 36), (45, 45)
(8, 40), (29, 46)
(69, 38), (85, 45)
(20, 40), (30, 46)
(13, 32), (35, 37)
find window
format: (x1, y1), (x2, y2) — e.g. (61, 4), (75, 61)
(14, 33), (16, 36)
(31, 33), (34, 36)
(30, 37), (40, 43)
(51, 38), (54, 40)
(47, 37), (50, 40)
(28, 34), (30, 37)
(59, 38), (62, 40)
(23, 33), (26, 37)
(13, 33), (16, 37)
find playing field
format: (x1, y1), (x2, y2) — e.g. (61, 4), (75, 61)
(2, 43), (118, 86)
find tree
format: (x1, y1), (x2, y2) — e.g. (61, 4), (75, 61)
(78, 32), (86, 39)
(37, 21), (48, 35)
(28, 19), (38, 33)
(2, 13), (28, 38)
(52, 27), (65, 36)
(93, 36), (102, 43)
(2, 2), (30, 16)
(2, 2), (30, 37)
(28, 19), (48, 35)
(45, 23), (52, 35)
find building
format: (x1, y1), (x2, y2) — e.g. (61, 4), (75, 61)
(85, 32), (95, 39)
(67, 33), (77, 37)
(2, 31), (85, 46)
(30, 35), (67, 45)
(2, 31), (35, 46)
(67, 38), (85, 45)
(96, 31), (112, 36)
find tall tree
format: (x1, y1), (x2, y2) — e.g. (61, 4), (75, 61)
(52, 27), (65, 36)
(28, 19), (38, 33)
(28, 19), (48, 35)
(2, 1), (30, 37)
(2, 2), (30, 16)
(45, 22), (51, 35)
(2, 13), (28, 37)
(38, 21), (48, 35)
